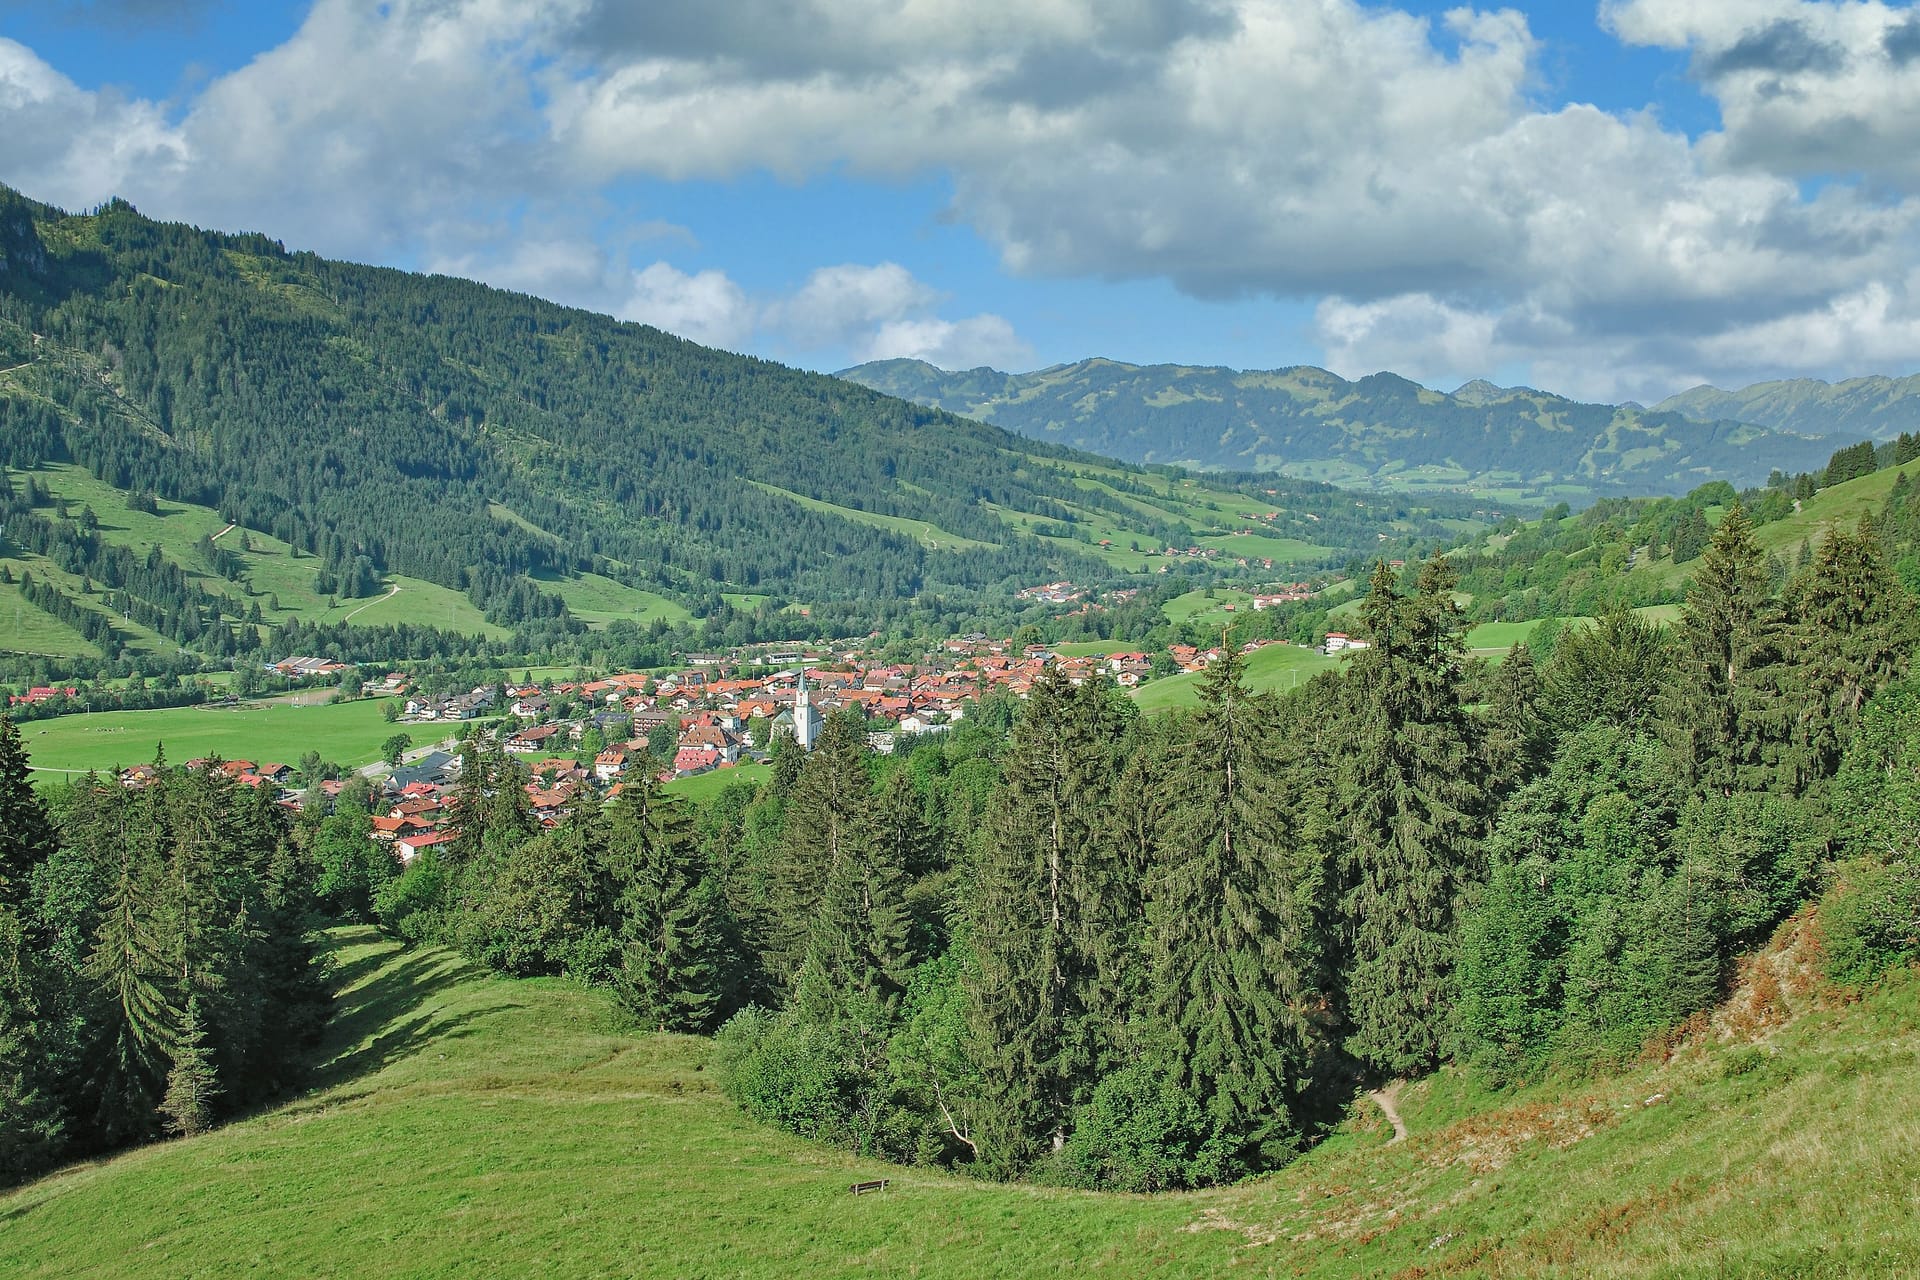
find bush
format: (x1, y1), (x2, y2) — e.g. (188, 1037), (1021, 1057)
(1820, 859), (1920, 987)
(1055, 1063), (1240, 1192)
(374, 852), (450, 945)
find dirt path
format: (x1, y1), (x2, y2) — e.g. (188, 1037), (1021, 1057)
(1368, 1084), (1408, 1144)
(342, 583), (400, 621)
(210, 522), (236, 542)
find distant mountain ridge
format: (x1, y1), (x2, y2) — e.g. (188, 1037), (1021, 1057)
(1654, 374), (1920, 442)
(838, 357), (1841, 500)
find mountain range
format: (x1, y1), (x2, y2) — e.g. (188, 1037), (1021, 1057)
(1653, 374), (1920, 441)
(837, 358), (1857, 501)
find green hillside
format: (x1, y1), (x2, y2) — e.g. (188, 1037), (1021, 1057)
(0, 184), (1484, 672)
(7, 925), (1913, 1278)
(840, 357), (1836, 503)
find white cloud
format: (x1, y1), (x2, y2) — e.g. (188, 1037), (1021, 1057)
(618, 262), (758, 350)
(1605, 0), (1920, 187)
(6, 0), (1920, 399)
(768, 262), (939, 350)
(861, 313), (1033, 370)
(603, 258), (1028, 368)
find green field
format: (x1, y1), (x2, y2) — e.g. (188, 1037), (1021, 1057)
(750, 482), (999, 552)
(662, 761), (771, 803)
(1052, 640), (1136, 658)
(17, 696), (409, 776)
(542, 571), (692, 627)
(6, 925), (1915, 1277)
(1132, 642), (1340, 713)
(0, 577), (97, 657)
(1162, 587), (1254, 627)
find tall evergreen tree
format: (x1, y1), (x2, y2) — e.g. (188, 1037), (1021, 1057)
(962, 669), (1127, 1173)
(0, 716), (56, 907)
(1541, 604), (1667, 734)
(1146, 646), (1327, 1171)
(159, 996), (221, 1138)
(1662, 503), (1782, 795)
(609, 777), (730, 1033)
(1782, 515), (1918, 793)
(1482, 642), (1550, 800)
(1338, 556), (1483, 1075)
(83, 835), (176, 1144)
(766, 714), (871, 986)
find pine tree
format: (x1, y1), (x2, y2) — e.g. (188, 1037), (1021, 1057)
(609, 777), (729, 1032)
(1482, 643), (1549, 799)
(159, 996), (221, 1138)
(962, 670), (1128, 1173)
(1338, 556), (1484, 1075)
(84, 842), (176, 1144)
(1782, 515), (1918, 793)
(1146, 645), (1327, 1171)
(1662, 503), (1782, 795)
(0, 715), (56, 908)
(1540, 604), (1667, 734)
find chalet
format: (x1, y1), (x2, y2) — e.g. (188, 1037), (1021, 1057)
(594, 747), (629, 782)
(505, 724), (564, 754)
(9, 686), (77, 706)
(396, 830), (458, 864)
(671, 746), (721, 776)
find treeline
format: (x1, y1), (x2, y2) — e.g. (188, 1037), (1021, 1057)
(0, 732), (330, 1184)
(351, 503), (1920, 1192)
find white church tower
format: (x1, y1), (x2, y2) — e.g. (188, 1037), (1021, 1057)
(792, 670), (821, 751)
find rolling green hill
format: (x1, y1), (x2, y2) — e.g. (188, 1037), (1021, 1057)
(0, 185), (1486, 671)
(839, 357), (1838, 503)
(1656, 372), (1920, 443)
(6, 924), (1913, 1278)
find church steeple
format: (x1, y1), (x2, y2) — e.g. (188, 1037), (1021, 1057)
(792, 669), (820, 751)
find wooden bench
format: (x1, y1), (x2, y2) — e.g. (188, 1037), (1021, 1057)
(848, 1179), (890, 1196)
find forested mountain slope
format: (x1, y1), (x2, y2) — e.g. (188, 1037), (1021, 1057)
(1657, 373), (1920, 442)
(839, 356), (1838, 501)
(0, 186), (1483, 668)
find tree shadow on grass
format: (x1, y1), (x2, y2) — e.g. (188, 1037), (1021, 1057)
(302, 929), (516, 1093)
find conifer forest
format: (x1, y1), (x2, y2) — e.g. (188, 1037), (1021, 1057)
(8, 504), (1917, 1193)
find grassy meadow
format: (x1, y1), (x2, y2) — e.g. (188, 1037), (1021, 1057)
(5, 924), (1916, 1278)
(17, 696), (407, 776)
(1133, 643), (1340, 712)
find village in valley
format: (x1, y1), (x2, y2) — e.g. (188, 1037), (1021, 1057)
(93, 583), (1364, 868)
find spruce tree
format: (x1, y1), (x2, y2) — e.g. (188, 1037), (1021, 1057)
(0, 715), (56, 908)
(1482, 643), (1549, 799)
(1662, 503), (1781, 795)
(609, 777), (729, 1032)
(84, 842), (176, 1144)
(1146, 646), (1327, 1171)
(1541, 604), (1667, 734)
(766, 714), (871, 986)
(159, 996), (221, 1137)
(1782, 515), (1918, 793)
(1338, 556), (1484, 1075)
(962, 670), (1128, 1173)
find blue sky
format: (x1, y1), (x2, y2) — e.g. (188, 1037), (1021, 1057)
(4, 1), (1919, 402)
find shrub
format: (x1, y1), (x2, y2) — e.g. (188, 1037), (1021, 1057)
(1056, 1063), (1240, 1192)
(1820, 859), (1920, 987)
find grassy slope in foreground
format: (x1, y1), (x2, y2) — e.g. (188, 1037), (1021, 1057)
(12, 925), (1914, 1278)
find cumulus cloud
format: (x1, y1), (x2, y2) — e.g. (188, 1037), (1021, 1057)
(1605, 0), (1920, 187)
(617, 262), (758, 350)
(5, 0), (1920, 398)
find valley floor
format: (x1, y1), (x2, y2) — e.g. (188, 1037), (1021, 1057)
(4, 927), (1916, 1278)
